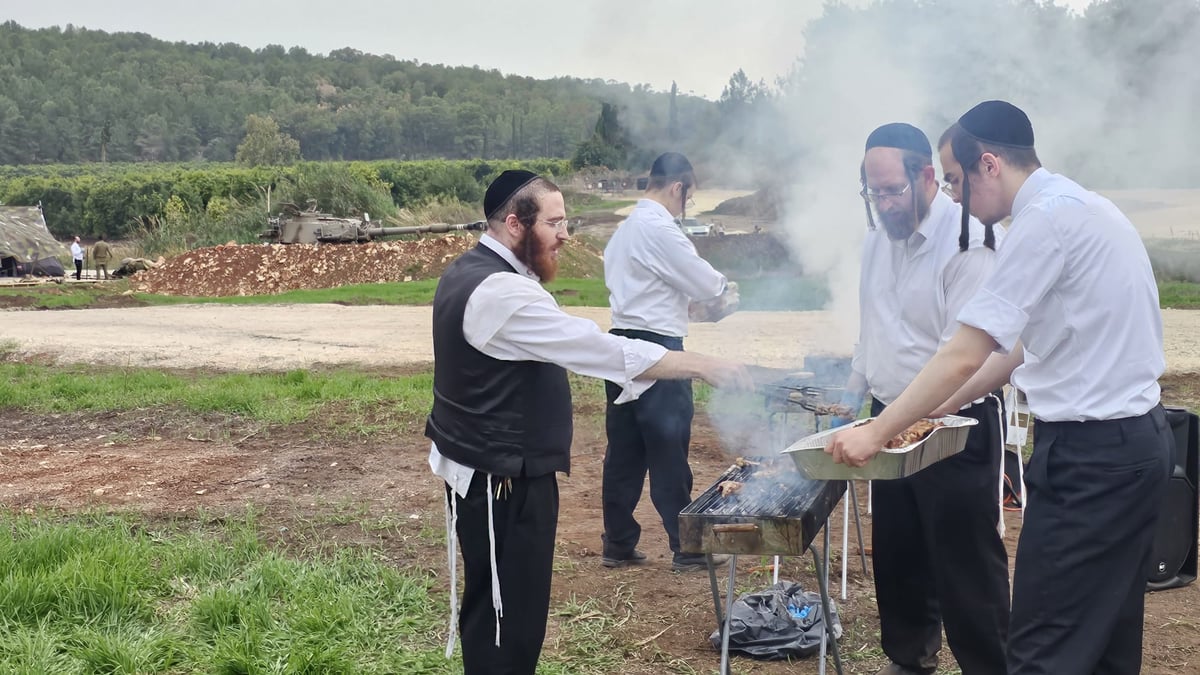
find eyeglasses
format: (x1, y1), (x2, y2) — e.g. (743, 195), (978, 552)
(540, 218), (570, 233)
(686, 197), (696, 209)
(940, 182), (957, 198)
(859, 183), (911, 204)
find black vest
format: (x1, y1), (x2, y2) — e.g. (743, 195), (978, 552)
(425, 243), (573, 477)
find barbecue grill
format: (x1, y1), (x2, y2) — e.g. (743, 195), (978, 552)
(679, 459), (848, 675)
(751, 368), (849, 418)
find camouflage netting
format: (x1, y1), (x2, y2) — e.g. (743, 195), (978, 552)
(0, 206), (69, 262)
(131, 235), (604, 297)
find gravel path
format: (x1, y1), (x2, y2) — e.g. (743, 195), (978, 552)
(4, 305), (1199, 373)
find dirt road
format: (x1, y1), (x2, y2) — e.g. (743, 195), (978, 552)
(4, 304), (1200, 373)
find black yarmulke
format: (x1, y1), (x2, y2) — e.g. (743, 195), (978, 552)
(649, 152), (694, 177)
(864, 122), (932, 158)
(484, 170), (540, 220)
(958, 100), (1035, 148)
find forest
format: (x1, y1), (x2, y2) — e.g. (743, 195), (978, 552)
(1, 0), (1198, 241)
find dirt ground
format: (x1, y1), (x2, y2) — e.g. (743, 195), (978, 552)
(3, 185), (1200, 673)
(3, 304), (1200, 674)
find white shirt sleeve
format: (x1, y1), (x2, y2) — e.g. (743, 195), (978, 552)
(637, 223), (727, 301)
(940, 247), (997, 345)
(958, 208), (1065, 353)
(463, 272), (669, 404)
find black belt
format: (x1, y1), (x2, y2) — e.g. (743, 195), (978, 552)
(610, 328), (684, 351)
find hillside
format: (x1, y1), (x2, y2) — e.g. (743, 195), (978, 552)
(0, 21), (719, 165)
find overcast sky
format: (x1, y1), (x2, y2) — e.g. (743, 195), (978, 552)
(7, 0), (1095, 99)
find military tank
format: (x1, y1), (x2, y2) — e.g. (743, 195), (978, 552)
(261, 201), (485, 244)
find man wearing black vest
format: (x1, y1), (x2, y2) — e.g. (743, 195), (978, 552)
(426, 170), (752, 675)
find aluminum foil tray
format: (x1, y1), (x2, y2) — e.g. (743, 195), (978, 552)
(782, 414), (979, 481)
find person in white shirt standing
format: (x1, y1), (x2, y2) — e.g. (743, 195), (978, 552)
(600, 152), (741, 573)
(827, 101), (1172, 675)
(838, 123), (1009, 675)
(426, 169), (752, 675)
(70, 236), (84, 280)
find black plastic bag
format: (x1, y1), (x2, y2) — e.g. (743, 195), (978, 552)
(708, 581), (842, 660)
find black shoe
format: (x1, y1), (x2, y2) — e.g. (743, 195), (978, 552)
(875, 663), (932, 675)
(672, 553), (730, 573)
(601, 549), (648, 568)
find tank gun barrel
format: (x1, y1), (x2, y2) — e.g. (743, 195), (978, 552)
(365, 221), (485, 237)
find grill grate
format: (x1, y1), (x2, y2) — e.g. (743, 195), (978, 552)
(679, 457), (846, 556)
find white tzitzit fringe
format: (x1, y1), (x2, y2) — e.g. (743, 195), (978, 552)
(1004, 387), (1031, 523)
(487, 474), (503, 647)
(443, 490), (460, 659)
(991, 393), (1007, 538)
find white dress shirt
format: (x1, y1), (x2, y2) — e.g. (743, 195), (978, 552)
(70, 242), (83, 261)
(430, 233), (669, 496)
(853, 191), (1003, 405)
(957, 169), (1164, 422)
(605, 199), (727, 337)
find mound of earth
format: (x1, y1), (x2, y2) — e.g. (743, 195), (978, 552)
(709, 188), (779, 220)
(132, 235), (604, 297)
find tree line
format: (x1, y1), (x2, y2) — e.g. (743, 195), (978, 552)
(2, 0), (1197, 194)
(0, 21), (722, 166)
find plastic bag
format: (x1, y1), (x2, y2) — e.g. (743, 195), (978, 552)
(708, 581), (842, 660)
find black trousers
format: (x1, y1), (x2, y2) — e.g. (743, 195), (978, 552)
(1007, 405), (1171, 675)
(602, 329), (693, 558)
(73, 259), (82, 279)
(448, 471), (558, 675)
(871, 395), (1011, 675)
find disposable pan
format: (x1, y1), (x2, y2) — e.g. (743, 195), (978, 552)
(782, 415), (979, 481)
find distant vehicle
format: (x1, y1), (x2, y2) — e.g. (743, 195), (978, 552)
(260, 201), (483, 244)
(680, 217), (715, 237)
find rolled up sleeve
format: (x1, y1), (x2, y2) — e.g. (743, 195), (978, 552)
(957, 288), (1029, 354)
(956, 207), (1064, 354)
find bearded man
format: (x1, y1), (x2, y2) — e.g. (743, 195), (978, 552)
(426, 170), (752, 675)
(836, 124), (1011, 675)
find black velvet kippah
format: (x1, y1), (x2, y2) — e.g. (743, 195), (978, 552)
(649, 152), (694, 177)
(864, 122), (932, 158)
(958, 100), (1035, 148)
(484, 170), (540, 220)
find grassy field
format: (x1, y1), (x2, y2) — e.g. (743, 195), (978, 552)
(5, 277), (1197, 311)
(0, 364), (617, 674)
(0, 510), (455, 674)
(0, 278), (612, 310)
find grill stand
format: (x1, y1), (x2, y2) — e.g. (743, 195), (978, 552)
(706, 540), (844, 675)
(692, 388), (873, 675)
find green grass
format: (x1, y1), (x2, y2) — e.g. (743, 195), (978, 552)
(562, 189), (636, 218)
(0, 284), (119, 309)
(0, 508), (706, 675)
(734, 276), (831, 311)
(1158, 281), (1200, 309)
(15, 273), (1196, 312)
(0, 277), (612, 309)
(0, 511), (453, 674)
(135, 280), (446, 307)
(0, 366), (433, 427)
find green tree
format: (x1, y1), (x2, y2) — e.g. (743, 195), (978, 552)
(571, 102), (629, 170)
(235, 114), (301, 166)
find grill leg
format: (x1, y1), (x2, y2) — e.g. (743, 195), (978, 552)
(719, 554), (738, 675)
(849, 481), (869, 576)
(706, 553), (722, 630)
(812, 535), (844, 675)
(841, 488), (849, 600)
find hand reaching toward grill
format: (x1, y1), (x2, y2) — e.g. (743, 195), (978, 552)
(642, 352), (754, 391)
(824, 424), (885, 467)
(696, 354), (754, 391)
